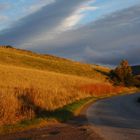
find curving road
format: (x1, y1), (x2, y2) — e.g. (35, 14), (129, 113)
(87, 93), (140, 140)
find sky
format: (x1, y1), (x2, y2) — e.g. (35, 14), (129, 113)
(0, 0), (140, 66)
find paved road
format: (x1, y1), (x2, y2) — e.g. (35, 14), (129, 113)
(87, 93), (140, 140)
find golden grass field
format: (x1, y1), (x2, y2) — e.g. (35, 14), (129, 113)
(0, 47), (131, 125)
(0, 47), (110, 79)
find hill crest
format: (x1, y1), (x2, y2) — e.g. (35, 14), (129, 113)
(0, 46), (110, 80)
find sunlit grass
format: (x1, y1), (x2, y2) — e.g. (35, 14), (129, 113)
(0, 47), (109, 79)
(0, 47), (128, 127)
(0, 64), (104, 125)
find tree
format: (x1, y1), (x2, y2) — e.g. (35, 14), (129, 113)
(110, 60), (133, 86)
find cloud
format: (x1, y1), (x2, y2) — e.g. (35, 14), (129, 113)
(34, 5), (140, 65)
(60, 14), (84, 30)
(0, 3), (10, 12)
(0, 15), (8, 21)
(79, 6), (98, 12)
(0, 1), (140, 65)
(60, 1), (98, 30)
(26, 0), (56, 14)
(0, 0), (92, 46)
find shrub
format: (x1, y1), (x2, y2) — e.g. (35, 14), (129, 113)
(0, 45), (14, 49)
(79, 83), (124, 97)
(110, 60), (133, 86)
(131, 76), (140, 87)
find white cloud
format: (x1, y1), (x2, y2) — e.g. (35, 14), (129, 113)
(79, 6), (98, 12)
(27, 0), (55, 14)
(0, 15), (8, 21)
(60, 1), (98, 30)
(0, 3), (10, 12)
(60, 13), (84, 30)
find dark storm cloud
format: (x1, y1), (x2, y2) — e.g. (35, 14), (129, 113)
(34, 5), (140, 65)
(0, 2), (140, 65)
(0, 0), (87, 46)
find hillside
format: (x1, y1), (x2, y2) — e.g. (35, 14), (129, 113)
(0, 46), (110, 80)
(132, 65), (140, 75)
(0, 46), (127, 126)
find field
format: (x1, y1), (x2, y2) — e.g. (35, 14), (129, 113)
(0, 47), (110, 79)
(0, 47), (129, 126)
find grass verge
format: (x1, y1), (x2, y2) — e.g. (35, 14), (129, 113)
(0, 97), (96, 135)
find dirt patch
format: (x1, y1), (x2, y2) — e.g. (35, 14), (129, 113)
(0, 123), (102, 140)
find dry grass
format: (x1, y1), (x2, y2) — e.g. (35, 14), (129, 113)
(0, 47), (128, 126)
(0, 64), (129, 125)
(80, 83), (125, 97)
(0, 47), (109, 80)
(0, 64), (105, 125)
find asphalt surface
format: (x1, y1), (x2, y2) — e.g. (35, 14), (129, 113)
(87, 93), (140, 140)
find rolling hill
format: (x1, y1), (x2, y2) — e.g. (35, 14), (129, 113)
(0, 46), (110, 79)
(0, 46), (126, 126)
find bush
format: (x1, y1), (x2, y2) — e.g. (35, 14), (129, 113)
(0, 45), (13, 48)
(132, 76), (140, 87)
(79, 83), (124, 96)
(110, 60), (133, 86)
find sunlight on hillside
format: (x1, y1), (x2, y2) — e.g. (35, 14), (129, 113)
(0, 47), (109, 80)
(0, 47), (128, 125)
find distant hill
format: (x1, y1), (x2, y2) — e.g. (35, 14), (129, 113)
(132, 65), (140, 75)
(0, 46), (110, 80)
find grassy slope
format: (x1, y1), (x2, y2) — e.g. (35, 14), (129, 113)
(0, 47), (111, 122)
(0, 47), (130, 134)
(0, 47), (110, 80)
